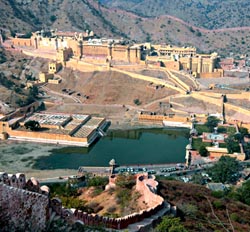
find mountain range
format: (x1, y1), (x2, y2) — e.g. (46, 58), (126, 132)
(1, 0), (250, 56)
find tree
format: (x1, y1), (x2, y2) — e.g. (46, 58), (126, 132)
(156, 216), (187, 232)
(236, 180), (250, 205)
(205, 116), (220, 132)
(133, 98), (141, 105)
(50, 15), (57, 22)
(225, 135), (240, 153)
(239, 127), (248, 136)
(29, 86), (39, 98)
(207, 156), (241, 184)
(24, 120), (41, 131)
(199, 145), (208, 157)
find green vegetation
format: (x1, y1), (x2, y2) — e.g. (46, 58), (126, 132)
(50, 15), (57, 22)
(225, 135), (240, 153)
(207, 156), (241, 183)
(87, 176), (109, 187)
(192, 138), (211, 151)
(156, 216), (187, 232)
(205, 116), (220, 132)
(49, 182), (87, 210)
(234, 180), (250, 205)
(0, 50), (7, 64)
(217, 125), (236, 135)
(195, 124), (210, 135)
(115, 174), (136, 209)
(133, 98), (141, 105)
(158, 179), (250, 231)
(0, 72), (14, 88)
(199, 145), (208, 157)
(24, 120), (40, 131)
(178, 203), (198, 217)
(19, 32), (32, 38)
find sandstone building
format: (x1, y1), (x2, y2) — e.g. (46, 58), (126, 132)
(11, 30), (223, 77)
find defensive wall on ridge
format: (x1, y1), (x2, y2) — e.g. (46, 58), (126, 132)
(0, 173), (49, 231)
(51, 173), (170, 230)
(0, 172), (171, 231)
(191, 92), (250, 122)
(111, 68), (185, 94)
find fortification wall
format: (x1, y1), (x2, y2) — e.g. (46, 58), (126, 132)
(83, 45), (108, 57)
(224, 103), (250, 120)
(0, 173), (49, 231)
(162, 60), (180, 70)
(6, 129), (89, 143)
(139, 113), (191, 123)
(111, 68), (184, 93)
(198, 91), (248, 99)
(166, 70), (190, 91)
(209, 152), (246, 161)
(22, 50), (56, 60)
(12, 38), (33, 47)
(66, 59), (108, 72)
(199, 71), (223, 78)
(192, 92), (222, 107)
(50, 173), (167, 230)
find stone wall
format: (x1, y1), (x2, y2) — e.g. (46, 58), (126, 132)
(50, 173), (167, 230)
(12, 38), (33, 47)
(111, 68), (184, 93)
(199, 70), (223, 78)
(139, 112), (191, 123)
(0, 171), (170, 231)
(0, 173), (49, 231)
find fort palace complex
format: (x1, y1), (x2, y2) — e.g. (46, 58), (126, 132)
(12, 30), (223, 78)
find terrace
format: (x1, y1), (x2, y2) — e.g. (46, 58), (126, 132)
(82, 117), (105, 128)
(23, 113), (70, 128)
(72, 125), (95, 138)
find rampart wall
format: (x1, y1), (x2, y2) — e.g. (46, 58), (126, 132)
(198, 91), (248, 99)
(139, 113), (191, 123)
(12, 38), (33, 47)
(209, 152), (246, 161)
(22, 50), (56, 60)
(111, 68), (184, 93)
(66, 59), (108, 72)
(199, 71), (223, 78)
(0, 171), (170, 231)
(50, 173), (167, 230)
(166, 70), (190, 91)
(0, 173), (49, 231)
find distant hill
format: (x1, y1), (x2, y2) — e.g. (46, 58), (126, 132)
(1, 0), (250, 56)
(101, 0), (250, 30)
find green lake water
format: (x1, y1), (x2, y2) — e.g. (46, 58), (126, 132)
(33, 128), (189, 170)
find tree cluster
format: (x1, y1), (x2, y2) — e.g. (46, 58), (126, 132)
(207, 156), (241, 184)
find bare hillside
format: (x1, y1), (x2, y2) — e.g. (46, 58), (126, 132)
(1, 0), (250, 56)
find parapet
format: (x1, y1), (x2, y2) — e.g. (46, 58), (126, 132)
(0, 172), (50, 195)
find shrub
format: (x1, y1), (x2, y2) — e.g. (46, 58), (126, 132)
(107, 206), (116, 213)
(230, 213), (240, 222)
(50, 15), (57, 22)
(133, 98), (141, 105)
(212, 200), (224, 209)
(178, 203), (198, 217)
(116, 174), (136, 189)
(199, 145), (208, 157)
(211, 191), (224, 198)
(87, 176), (108, 187)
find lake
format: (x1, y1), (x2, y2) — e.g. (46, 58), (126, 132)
(33, 128), (189, 170)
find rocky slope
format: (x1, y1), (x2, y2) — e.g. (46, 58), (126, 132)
(1, 0), (250, 56)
